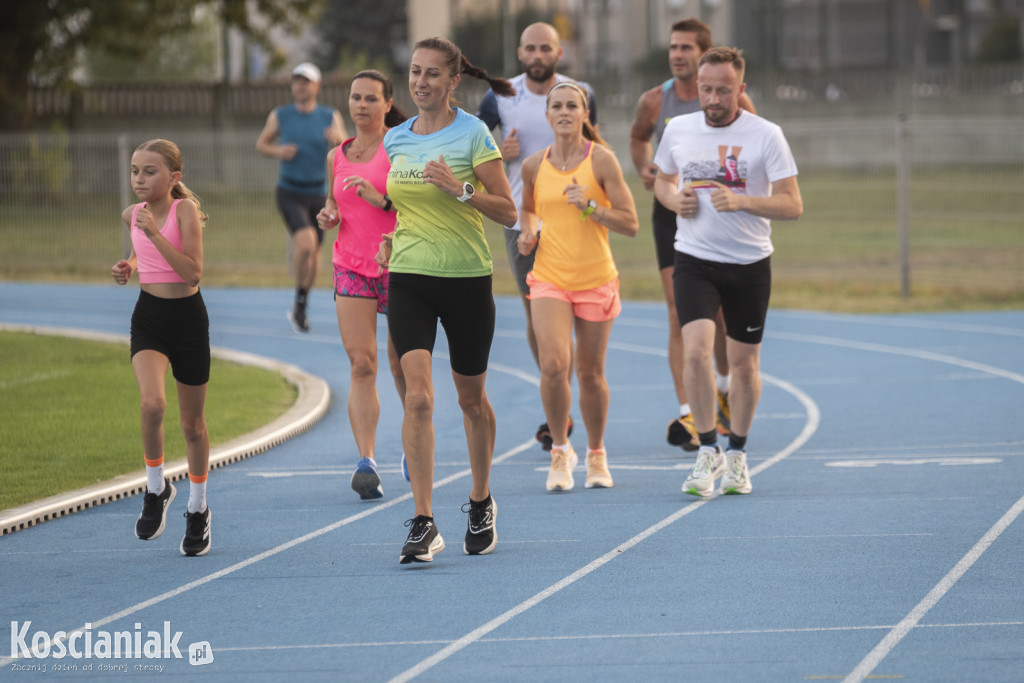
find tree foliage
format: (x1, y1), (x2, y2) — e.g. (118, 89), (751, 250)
(451, 6), (550, 76)
(974, 11), (1022, 64)
(313, 0), (407, 76)
(0, 0), (321, 130)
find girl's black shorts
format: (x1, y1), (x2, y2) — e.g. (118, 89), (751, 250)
(386, 272), (495, 377)
(130, 289), (211, 386)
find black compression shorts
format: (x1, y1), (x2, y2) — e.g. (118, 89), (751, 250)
(386, 273), (495, 376)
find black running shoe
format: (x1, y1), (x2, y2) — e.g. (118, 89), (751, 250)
(180, 507), (212, 557)
(399, 515), (444, 564)
(535, 416), (573, 451)
(135, 478), (176, 540)
(287, 305), (310, 333)
(462, 495), (497, 555)
(666, 414), (700, 452)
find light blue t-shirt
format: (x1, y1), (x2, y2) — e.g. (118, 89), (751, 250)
(383, 108), (502, 277)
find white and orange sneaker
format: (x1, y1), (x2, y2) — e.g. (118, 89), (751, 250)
(585, 448), (614, 489)
(546, 445), (578, 492)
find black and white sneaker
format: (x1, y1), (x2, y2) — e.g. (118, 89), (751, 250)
(287, 304), (310, 333)
(462, 495), (497, 555)
(180, 507), (212, 557)
(399, 515), (444, 564)
(135, 478), (176, 540)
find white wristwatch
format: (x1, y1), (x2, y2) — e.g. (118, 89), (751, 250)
(457, 182), (475, 202)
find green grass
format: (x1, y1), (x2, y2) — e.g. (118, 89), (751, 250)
(0, 331), (297, 510)
(1, 167), (1022, 311)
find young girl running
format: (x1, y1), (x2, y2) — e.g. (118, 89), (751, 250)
(316, 70), (408, 500)
(111, 139), (213, 557)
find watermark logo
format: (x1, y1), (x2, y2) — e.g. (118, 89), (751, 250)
(10, 621), (211, 667)
(189, 641), (214, 666)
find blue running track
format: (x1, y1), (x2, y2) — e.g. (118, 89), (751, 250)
(2, 282), (1022, 681)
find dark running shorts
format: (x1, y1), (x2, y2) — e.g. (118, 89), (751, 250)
(386, 272), (495, 377)
(652, 197), (678, 271)
(503, 226), (536, 295)
(275, 185), (325, 244)
(130, 289), (211, 386)
(673, 251), (772, 345)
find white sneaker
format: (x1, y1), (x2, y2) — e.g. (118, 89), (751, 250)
(683, 446), (725, 497)
(585, 448), (614, 489)
(720, 449), (752, 494)
(546, 446), (578, 492)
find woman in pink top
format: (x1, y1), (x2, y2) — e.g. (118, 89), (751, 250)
(111, 139), (213, 557)
(316, 70), (408, 500)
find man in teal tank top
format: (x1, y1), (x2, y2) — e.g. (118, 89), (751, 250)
(257, 62), (347, 332)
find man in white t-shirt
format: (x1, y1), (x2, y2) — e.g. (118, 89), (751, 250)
(654, 47), (802, 499)
(477, 21), (597, 449)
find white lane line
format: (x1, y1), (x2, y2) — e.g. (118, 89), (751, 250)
(206, 620), (1024, 654)
(768, 331), (1024, 386)
(843, 493), (1024, 683)
(388, 374), (819, 683)
(0, 439), (536, 666)
(770, 311), (1024, 338)
(826, 458), (1002, 468)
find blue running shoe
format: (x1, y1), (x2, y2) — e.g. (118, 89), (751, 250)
(401, 453), (410, 482)
(351, 457), (383, 500)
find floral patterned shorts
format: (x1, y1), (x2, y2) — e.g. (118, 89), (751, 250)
(334, 266), (388, 314)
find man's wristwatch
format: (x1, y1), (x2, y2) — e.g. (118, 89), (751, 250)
(457, 182), (475, 202)
(580, 198), (598, 220)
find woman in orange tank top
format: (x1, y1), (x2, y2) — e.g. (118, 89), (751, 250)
(518, 81), (638, 493)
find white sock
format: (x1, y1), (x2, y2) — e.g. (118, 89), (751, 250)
(188, 479), (207, 514)
(552, 442), (570, 452)
(715, 373), (730, 393)
(145, 460), (164, 494)
(679, 403), (691, 417)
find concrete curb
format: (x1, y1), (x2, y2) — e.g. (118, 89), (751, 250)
(0, 324), (331, 536)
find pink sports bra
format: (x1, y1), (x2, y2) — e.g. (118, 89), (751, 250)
(130, 200), (186, 284)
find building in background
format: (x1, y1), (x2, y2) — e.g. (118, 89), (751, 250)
(733, 0), (1024, 71)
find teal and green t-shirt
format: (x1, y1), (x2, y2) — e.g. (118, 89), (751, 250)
(383, 108), (502, 277)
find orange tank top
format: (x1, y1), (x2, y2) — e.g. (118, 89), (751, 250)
(531, 143), (617, 291)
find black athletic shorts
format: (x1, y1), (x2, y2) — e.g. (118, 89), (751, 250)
(386, 272), (495, 377)
(275, 185), (325, 244)
(130, 289), (211, 385)
(503, 226), (535, 296)
(652, 198), (678, 271)
(673, 251), (772, 345)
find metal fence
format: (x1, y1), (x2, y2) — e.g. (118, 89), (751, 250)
(1, 115), (1021, 302)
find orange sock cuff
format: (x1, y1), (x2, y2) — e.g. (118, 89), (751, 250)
(188, 471), (209, 484)
(144, 454), (164, 468)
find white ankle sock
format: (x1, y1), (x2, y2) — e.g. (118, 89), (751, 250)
(188, 480), (207, 513)
(145, 456), (164, 494)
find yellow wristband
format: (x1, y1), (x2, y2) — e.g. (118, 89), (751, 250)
(580, 200), (597, 221)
